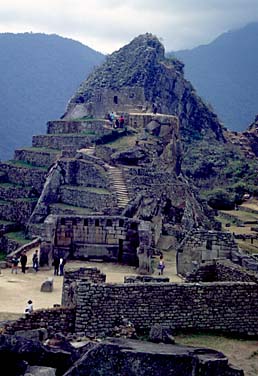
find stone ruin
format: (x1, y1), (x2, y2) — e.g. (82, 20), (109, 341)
(2, 265), (256, 374)
(0, 33), (257, 279)
(0, 30), (257, 376)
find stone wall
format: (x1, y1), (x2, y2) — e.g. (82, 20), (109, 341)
(128, 113), (178, 131)
(74, 281), (258, 338)
(62, 267), (106, 306)
(41, 215), (140, 266)
(66, 87), (147, 119)
(124, 275), (170, 283)
(0, 185), (33, 200)
(0, 198), (37, 225)
(216, 260), (258, 283)
(47, 120), (111, 134)
(3, 307), (75, 336)
(185, 260), (258, 283)
(0, 163), (46, 192)
(14, 149), (60, 168)
(177, 229), (238, 276)
(70, 159), (108, 188)
(0, 236), (19, 255)
(59, 186), (115, 211)
(7, 238), (41, 260)
(32, 134), (94, 150)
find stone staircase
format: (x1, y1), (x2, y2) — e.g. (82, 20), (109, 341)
(78, 145), (130, 211)
(106, 165), (130, 210)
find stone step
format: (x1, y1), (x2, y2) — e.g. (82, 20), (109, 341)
(14, 147), (61, 168)
(114, 190), (128, 195)
(117, 197), (129, 201)
(112, 183), (127, 187)
(113, 186), (128, 190)
(111, 182), (126, 186)
(117, 196), (129, 200)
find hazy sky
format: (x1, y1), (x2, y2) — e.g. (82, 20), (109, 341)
(0, 0), (257, 53)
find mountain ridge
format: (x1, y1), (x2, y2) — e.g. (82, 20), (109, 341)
(0, 32), (105, 160)
(172, 22), (258, 132)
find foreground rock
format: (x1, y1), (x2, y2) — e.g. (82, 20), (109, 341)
(0, 334), (79, 376)
(0, 333), (243, 376)
(63, 338), (243, 376)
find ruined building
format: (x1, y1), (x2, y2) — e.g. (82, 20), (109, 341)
(0, 33), (254, 275)
(0, 33), (257, 376)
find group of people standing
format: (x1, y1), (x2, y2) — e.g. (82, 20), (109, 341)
(11, 249), (39, 274)
(52, 255), (66, 276)
(107, 112), (125, 129)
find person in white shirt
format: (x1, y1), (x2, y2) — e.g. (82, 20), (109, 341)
(24, 300), (33, 315)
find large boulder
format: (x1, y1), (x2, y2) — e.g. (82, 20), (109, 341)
(63, 338), (243, 376)
(111, 147), (148, 165)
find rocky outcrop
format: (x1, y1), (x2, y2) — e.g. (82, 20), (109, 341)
(64, 33), (224, 144)
(0, 334), (243, 376)
(224, 115), (258, 158)
(63, 338), (243, 376)
(0, 334), (79, 376)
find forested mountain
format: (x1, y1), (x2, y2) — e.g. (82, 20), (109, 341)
(172, 22), (258, 132)
(0, 33), (105, 160)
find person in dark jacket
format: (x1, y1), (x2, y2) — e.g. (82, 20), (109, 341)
(53, 255), (60, 276)
(11, 255), (19, 274)
(32, 250), (39, 272)
(20, 251), (27, 273)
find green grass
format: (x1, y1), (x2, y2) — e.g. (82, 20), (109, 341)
(5, 231), (28, 245)
(175, 331), (257, 352)
(0, 219), (14, 225)
(220, 210), (258, 222)
(106, 134), (137, 150)
(0, 183), (33, 192)
(6, 160), (48, 171)
(18, 146), (61, 153)
(50, 203), (94, 214)
(65, 186), (110, 194)
(71, 117), (104, 122)
(216, 213), (258, 254)
(44, 132), (96, 137)
(16, 197), (38, 202)
(0, 251), (6, 261)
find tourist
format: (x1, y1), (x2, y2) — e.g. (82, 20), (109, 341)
(24, 300), (33, 315)
(52, 255), (60, 276)
(119, 115), (125, 128)
(20, 251), (27, 273)
(59, 257), (66, 276)
(157, 254), (165, 275)
(114, 118), (120, 129)
(109, 111), (115, 124)
(32, 249), (39, 272)
(107, 112), (112, 124)
(11, 255), (19, 274)
(152, 103), (158, 114)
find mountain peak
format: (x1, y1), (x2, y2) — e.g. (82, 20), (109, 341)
(64, 33), (223, 143)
